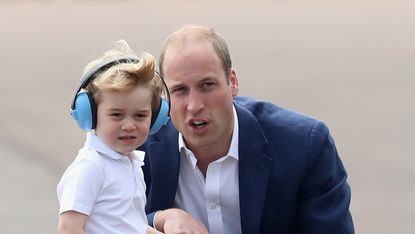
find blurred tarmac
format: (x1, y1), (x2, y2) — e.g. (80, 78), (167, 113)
(1, 0), (414, 233)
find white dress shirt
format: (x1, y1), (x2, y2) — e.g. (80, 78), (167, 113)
(174, 106), (242, 234)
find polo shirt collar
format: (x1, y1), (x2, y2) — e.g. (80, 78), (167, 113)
(85, 132), (145, 165)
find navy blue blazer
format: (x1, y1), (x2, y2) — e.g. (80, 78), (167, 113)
(141, 96), (354, 234)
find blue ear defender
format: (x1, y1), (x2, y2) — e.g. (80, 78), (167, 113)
(70, 56), (170, 134)
(71, 91), (97, 131)
(149, 97), (170, 135)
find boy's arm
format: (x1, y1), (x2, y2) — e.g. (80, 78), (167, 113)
(58, 211), (88, 234)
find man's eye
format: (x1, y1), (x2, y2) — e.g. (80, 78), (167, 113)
(202, 82), (215, 89)
(172, 87), (184, 92)
(171, 87), (188, 95)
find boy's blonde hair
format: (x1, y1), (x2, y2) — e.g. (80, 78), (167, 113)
(84, 40), (162, 111)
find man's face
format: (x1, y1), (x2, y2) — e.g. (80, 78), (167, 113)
(162, 41), (239, 153)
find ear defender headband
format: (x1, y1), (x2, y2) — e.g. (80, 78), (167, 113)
(70, 56), (170, 135)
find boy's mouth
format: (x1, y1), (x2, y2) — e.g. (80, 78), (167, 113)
(118, 136), (136, 140)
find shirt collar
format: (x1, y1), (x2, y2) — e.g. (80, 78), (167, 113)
(178, 105), (239, 161)
(85, 132), (145, 166)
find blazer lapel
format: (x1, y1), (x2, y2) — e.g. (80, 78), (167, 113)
(236, 103), (272, 234)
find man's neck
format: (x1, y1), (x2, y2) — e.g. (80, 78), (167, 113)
(189, 141), (230, 177)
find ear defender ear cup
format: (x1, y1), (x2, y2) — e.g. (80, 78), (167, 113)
(70, 91), (97, 131)
(149, 97), (170, 135)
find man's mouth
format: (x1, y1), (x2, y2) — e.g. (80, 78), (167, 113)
(191, 120), (207, 128)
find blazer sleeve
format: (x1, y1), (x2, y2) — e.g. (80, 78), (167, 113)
(298, 121), (355, 234)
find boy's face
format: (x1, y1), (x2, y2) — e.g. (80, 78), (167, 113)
(95, 86), (153, 155)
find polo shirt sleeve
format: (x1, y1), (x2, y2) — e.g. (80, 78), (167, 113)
(57, 158), (104, 216)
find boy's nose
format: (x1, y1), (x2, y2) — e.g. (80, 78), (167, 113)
(122, 119), (136, 130)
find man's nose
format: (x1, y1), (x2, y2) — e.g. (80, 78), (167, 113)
(187, 90), (204, 114)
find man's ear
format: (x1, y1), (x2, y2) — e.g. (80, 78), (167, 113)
(229, 68), (239, 96)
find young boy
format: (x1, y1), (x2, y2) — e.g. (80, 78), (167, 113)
(57, 40), (167, 234)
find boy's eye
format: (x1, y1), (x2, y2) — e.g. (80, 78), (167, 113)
(135, 113), (150, 119)
(110, 113), (123, 118)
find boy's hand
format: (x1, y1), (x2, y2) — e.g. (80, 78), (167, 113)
(148, 226), (164, 234)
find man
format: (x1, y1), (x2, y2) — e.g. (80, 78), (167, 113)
(141, 24), (354, 234)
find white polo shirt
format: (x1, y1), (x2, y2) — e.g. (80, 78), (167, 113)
(57, 132), (147, 234)
(174, 106), (242, 234)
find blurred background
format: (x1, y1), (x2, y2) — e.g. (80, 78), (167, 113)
(0, 0), (414, 233)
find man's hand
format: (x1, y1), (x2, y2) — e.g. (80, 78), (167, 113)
(154, 208), (209, 234)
